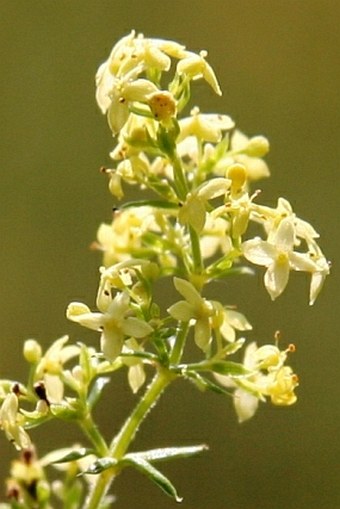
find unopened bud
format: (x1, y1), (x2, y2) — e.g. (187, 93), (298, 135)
(23, 339), (42, 363)
(141, 262), (160, 281)
(227, 163), (247, 193)
(244, 135), (270, 157)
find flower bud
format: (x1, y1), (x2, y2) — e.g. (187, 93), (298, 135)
(141, 262), (160, 281)
(244, 135), (270, 157)
(23, 339), (42, 364)
(227, 163), (247, 194)
(108, 172), (124, 200)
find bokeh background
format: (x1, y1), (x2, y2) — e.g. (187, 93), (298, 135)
(0, 1), (339, 508)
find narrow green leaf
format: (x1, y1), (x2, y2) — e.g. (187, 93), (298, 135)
(186, 360), (251, 378)
(185, 371), (231, 394)
(215, 266), (254, 278)
(88, 377), (111, 409)
(82, 457), (117, 475)
(50, 448), (95, 464)
(122, 457), (182, 502)
(209, 361), (250, 377)
(119, 351), (158, 362)
(124, 444), (208, 463)
(121, 200), (178, 210)
(206, 261), (254, 280)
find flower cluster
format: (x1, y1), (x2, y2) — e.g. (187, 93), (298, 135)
(216, 339), (299, 422)
(0, 31), (329, 508)
(88, 30), (328, 409)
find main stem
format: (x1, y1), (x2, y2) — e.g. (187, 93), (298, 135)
(171, 152), (188, 201)
(189, 225), (203, 274)
(84, 369), (174, 509)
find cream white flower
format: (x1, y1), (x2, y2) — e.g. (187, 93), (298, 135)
(178, 177), (230, 232)
(168, 278), (215, 352)
(178, 107), (234, 143)
(223, 190), (256, 239)
(215, 341), (260, 422)
(99, 31), (187, 85)
(0, 393), (31, 450)
(212, 163), (259, 240)
(200, 215), (231, 259)
(215, 130), (270, 182)
(217, 307), (252, 343)
(176, 50), (222, 96)
(96, 32), (221, 136)
(264, 366), (298, 406)
(216, 341), (298, 422)
(242, 218), (317, 300)
(67, 290), (153, 361)
(251, 197), (320, 245)
(121, 338), (147, 394)
(308, 242), (330, 305)
(106, 75), (158, 135)
(96, 33), (161, 134)
(96, 31), (155, 114)
(34, 336), (80, 404)
(109, 113), (158, 162)
(94, 206), (160, 266)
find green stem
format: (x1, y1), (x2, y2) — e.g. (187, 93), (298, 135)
(189, 225), (203, 274)
(170, 321), (190, 365)
(84, 369), (174, 509)
(109, 370), (173, 457)
(79, 411), (108, 457)
(171, 152), (188, 201)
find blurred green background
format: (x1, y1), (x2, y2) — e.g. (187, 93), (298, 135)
(0, 1), (339, 508)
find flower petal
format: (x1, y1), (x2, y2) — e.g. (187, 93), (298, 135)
(264, 260), (290, 300)
(128, 364), (146, 394)
(194, 317), (211, 352)
(168, 301), (194, 321)
(309, 270), (327, 305)
(289, 251), (317, 272)
(107, 100), (129, 136)
(100, 329), (124, 361)
(274, 218), (295, 251)
(224, 309), (252, 332)
(197, 178), (230, 200)
(233, 388), (259, 423)
(106, 291), (130, 320)
(173, 277), (202, 307)
(122, 317), (153, 338)
(67, 303), (104, 331)
(242, 238), (276, 266)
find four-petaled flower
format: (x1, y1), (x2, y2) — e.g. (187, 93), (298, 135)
(34, 336), (80, 404)
(215, 341), (298, 422)
(178, 177), (231, 233)
(67, 290), (153, 361)
(242, 217), (317, 300)
(168, 277), (215, 352)
(0, 393), (31, 450)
